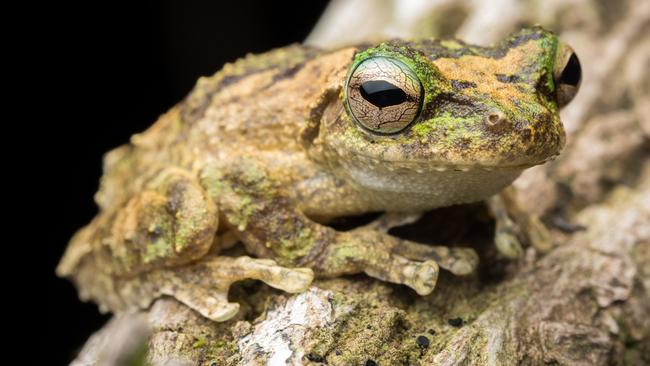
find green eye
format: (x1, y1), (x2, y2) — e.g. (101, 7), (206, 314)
(346, 57), (424, 134)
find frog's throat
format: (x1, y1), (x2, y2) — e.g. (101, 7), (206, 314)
(344, 164), (524, 210)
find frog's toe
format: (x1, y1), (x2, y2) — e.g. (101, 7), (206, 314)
(364, 254), (439, 296)
(158, 284), (239, 322)
(524, 215), (552, 253)
(406, 259), (440, 295)
(197, 297), (239, 322)
(494, 229), (524, 258)
(440, 248), (479, 275)
(206, 303), (241, 322)
(393, 241), (479, 276)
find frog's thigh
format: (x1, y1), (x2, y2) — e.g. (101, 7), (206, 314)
(111, 167), (218, 273)
(153, 256), (313, 322)
(200, 161), (460, 296)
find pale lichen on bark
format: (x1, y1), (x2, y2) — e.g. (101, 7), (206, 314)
(72, 0), (650, 365)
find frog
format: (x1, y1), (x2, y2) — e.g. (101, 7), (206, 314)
(57, 26), (581, 322)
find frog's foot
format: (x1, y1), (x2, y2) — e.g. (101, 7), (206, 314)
(361, 212), (479, 275)
(488, 192), (552, 258)
(312, 229), (478, 296)
(155, 256), (313, 321)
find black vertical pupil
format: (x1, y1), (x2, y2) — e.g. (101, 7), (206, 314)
(559, 53), (581, 87)
(360, 80), (407, 108)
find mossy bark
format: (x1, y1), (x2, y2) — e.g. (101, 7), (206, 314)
(72, 0), (650, 365)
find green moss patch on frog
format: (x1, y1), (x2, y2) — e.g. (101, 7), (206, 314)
(411, 111), (484, 150)
(273, 225), (319, 264)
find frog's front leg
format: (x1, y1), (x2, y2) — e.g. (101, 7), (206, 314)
(201, 161), (479, 296)
(358, 212), (479, 276)
(488, 188), (552, 258)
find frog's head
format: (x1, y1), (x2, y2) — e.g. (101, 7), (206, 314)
(317, 26), (581, 204)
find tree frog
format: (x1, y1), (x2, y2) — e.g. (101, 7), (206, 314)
(57, 27), (581, 321)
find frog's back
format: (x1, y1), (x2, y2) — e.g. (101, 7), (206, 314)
(91, 45), (331, 210)
(57, 43), (355, 276)
(170, 44), (338, 159)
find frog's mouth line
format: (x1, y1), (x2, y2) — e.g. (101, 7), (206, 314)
(346, 152), (559, 173)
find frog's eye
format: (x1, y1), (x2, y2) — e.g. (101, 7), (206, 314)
(553, 43), (582, 108)
(346, 56), (423, 134)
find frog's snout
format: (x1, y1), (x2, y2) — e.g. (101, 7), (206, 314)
(483, 111), (511, 133)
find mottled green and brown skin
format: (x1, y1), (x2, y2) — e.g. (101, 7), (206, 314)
(58, 27), (571, 321)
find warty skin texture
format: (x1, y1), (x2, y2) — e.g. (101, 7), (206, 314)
(57, 27), (573, 321)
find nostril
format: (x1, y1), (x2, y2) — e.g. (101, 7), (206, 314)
(485, 112), (510, 132)
(487, 114), (501, 124)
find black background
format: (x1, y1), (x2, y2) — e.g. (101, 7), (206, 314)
(47, 2), (329, 364)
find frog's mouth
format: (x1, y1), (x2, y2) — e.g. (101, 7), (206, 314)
(343, 151), (559, 173)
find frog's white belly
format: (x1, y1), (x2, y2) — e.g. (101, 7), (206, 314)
(348, 166), (522, 211)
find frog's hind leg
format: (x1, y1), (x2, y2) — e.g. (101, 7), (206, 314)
(488, 188), (552, 258)
(61, 166), (315, 322)
(150, 256), (313, 321)
(70, 254), (313, 322)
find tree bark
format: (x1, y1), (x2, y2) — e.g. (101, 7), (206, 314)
(72, 0), (650, 365)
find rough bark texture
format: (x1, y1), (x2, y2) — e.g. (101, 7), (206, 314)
(72, 0), (650, 365)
